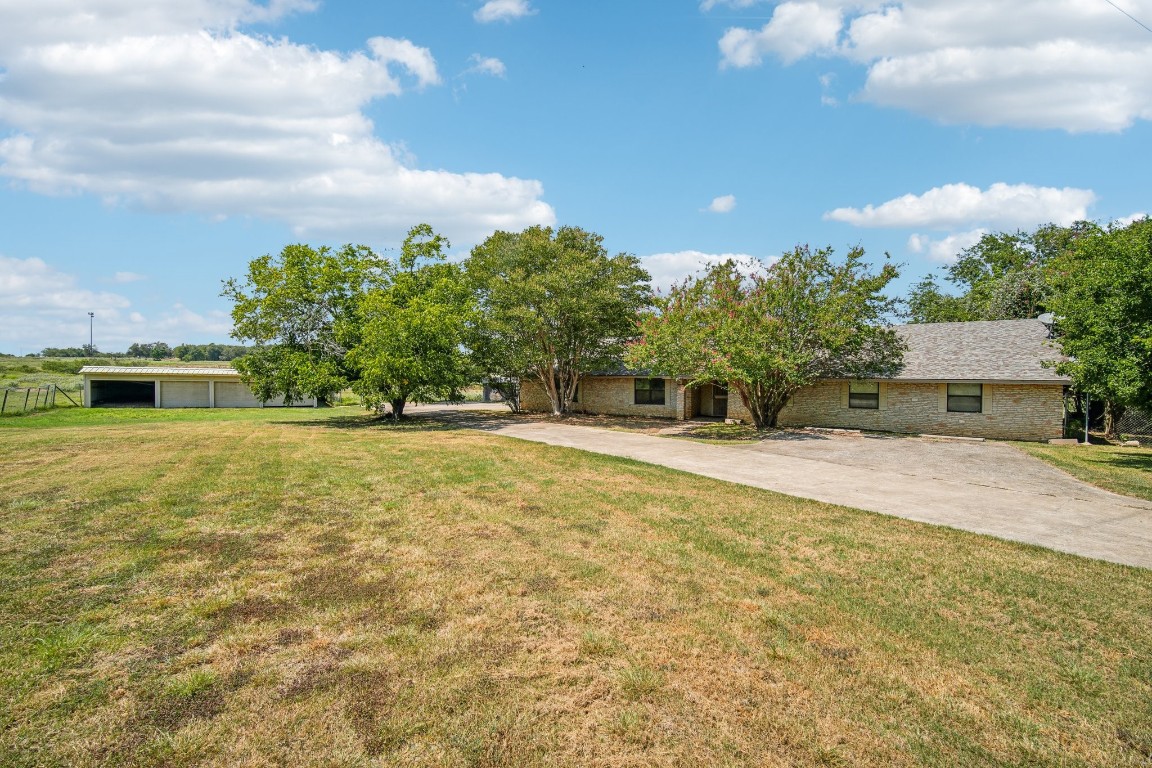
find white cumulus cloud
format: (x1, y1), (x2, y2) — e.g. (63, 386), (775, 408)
(474, 0), (535, 24)
(714, 0), (1152, 132)
(1117, 211), (1149, 227)
(706, 194), (737, 213)
(464, 54), (507, 78)
(367, 36), (442, 88)
(719, 2), (843, 67)
(641, 250), (759, 293)
(907, 229), (986, 264)
(0, 0), (555, 245)
(824, 182), (1096, 230)
(112, 272), (148, 283)
(0, 255), (230, 351)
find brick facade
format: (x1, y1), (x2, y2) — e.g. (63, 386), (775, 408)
(521, 376), (687, 419)
(522, 376), (1064, 441)
(777, 381), (1064, 441)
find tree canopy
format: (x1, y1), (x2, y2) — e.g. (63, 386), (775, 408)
(467, 225), (652, 415)
(126, 342), (172, 360)
(345, 225), (474, 417)
(904, 225), (1094, 324)
(628, 246), (904, 428)
(223, 242), (384, 405)
(172, 343), (249, 362)
(1048, 217), (1152, 431)
(224, 225), (472, 415)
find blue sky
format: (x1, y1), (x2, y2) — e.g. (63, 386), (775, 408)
(2, 0), (1150, 354)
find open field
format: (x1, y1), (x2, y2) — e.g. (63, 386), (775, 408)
(1, 358), (86, 397)
(1, 407), (1150, 767)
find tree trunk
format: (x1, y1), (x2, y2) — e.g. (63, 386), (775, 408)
(733, 381), (791, 429)
(391, 397), (406, 420)
(1104, 400), (1125, 439)
(537, 366), (562, 415)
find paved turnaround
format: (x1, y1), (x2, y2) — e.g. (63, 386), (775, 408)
(479, 418), (1152, 570)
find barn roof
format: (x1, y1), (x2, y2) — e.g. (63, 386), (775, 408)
(80, 366), (241, 376)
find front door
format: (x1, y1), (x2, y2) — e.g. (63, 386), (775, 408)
(713, 384), (728, 418)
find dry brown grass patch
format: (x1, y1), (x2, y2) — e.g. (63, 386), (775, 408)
(2, 410), (1150, 766)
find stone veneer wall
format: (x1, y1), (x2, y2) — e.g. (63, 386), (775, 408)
(521, 377), (684, 419)
(522, 377), (1064, 440)
(777, 381), (1064, 441)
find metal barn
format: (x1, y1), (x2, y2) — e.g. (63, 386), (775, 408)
(79, 366), (318, 408)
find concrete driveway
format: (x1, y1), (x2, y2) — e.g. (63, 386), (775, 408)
(415, 405), (1152, 569)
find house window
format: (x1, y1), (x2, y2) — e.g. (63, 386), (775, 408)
(634, 378), (666, 405)
(947, 383), (983, 413)
(848, 381), (879, 409)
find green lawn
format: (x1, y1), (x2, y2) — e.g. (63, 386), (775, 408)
(1, 407), (1150, 767)
(1015, 442), (1152, 502)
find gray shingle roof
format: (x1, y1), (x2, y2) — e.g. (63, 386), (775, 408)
(891, 319), (1069, 383)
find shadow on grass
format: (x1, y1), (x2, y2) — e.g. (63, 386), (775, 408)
(271, 406), (522, 434)
(1093, 452), (1152, 472)
(274, 406), (701, 436)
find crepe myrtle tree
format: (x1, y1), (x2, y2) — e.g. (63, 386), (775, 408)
(467, 225), (652, 415)
(628, 246), (905, 429)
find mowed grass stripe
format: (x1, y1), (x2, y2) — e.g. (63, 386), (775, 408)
(0, 407), (1149, 767)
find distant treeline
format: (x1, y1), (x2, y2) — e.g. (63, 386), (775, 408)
(33, 342), (249, 361)
(171, 343), (249, 361)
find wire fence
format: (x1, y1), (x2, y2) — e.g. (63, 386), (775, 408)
(1117, 408), (1152, 446)
(0, 385), (78, 415)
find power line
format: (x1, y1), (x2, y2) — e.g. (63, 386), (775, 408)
(1102, 0), (1152, 35)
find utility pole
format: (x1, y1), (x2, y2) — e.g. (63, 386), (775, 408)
(88, 312), (94, 352)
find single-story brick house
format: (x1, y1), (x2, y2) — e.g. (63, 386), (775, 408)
(520, 319), (1071, 441)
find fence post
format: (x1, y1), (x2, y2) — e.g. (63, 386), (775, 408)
(1, 389), (7, 414)
(51, 384), (57, 407)
(24, 388), (31, 411)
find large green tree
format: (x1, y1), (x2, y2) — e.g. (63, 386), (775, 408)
(345, 225), (474, 418)
(224, 225), (472, 414)
(223, 242), (384, 405)
(627, 246), (904, 428)
(1048, 217), (1152, 434)
(905, 225), (1095, 323)
(467, 225), (652, 415)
